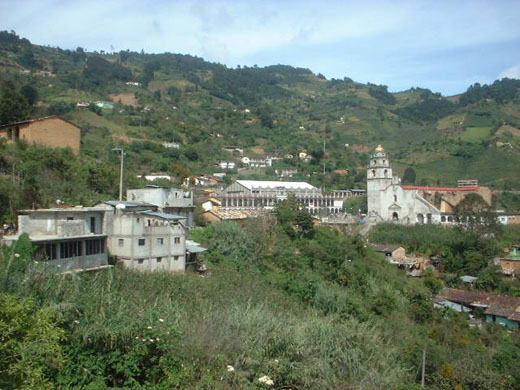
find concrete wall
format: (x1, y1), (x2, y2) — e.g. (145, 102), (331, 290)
(0, 117), (80, 154)
(19, 210), (106, 237)
(107, 211), (187, 272)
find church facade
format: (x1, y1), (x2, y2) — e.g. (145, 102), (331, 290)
(366, 145), (493, 225)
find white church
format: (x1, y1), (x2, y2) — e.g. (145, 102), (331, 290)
(366, 145), (493, 225)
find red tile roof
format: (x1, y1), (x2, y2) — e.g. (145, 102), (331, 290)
(401, 185), (480, 192)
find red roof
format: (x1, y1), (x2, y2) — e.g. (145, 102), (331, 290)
(401, 185), (480, 192)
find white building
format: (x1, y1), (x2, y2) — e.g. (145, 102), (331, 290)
(3, 206), (109, 272)
(126, 186), (195, 227)
(219, 161), (236, 169)
(241, 156), (273, 168)
(367, 145), (493, 225)
(219, 180), (344, 215)
(101, 201), (189, 272)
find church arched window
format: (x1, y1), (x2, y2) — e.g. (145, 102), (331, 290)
(372, 170), (376, 177)
(392, 212), (399, 221)
(393, 195), (397, 202)
(384, 169), (388, 177)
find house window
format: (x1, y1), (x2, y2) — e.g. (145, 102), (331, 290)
(136, 218), (140, 223)
(157, 238), (164, 245)
(147, 219), (151, 226)
(174, 237), (180, 244)
(85, 239), (104, 255)
(156, 257), (162, 263)
(118, 238), (124, 247)
(174, 255), (179, 261)
(138, 259), (144, 264)
(90, 217), (96, 233)
(43, 243), (57, 260)
(60, 240), (82, 258)
(67, 217), (74, 221)
(138, 239), (146, 246)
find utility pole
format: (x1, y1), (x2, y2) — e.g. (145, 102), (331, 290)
(112, 148), (125, 201)
(323, 139), (326, 175)
(421, 347), (426, 388)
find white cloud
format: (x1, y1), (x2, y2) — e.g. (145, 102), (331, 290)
(498, 65), (520, 80)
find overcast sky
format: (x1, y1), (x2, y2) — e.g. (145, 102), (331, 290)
(2, 0), (520, 95)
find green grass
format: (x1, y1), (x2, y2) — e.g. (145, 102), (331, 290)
(460, 126), (492, 143)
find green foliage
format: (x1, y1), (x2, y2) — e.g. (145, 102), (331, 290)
(368, 84), (397, 105)
(402, 167), (417, 184)
(0, 293), (64, 390)
(0, 87), (30, 125)
(83, 56), (132, 85)
(395, 98), (457, 122)
(460, 78), (520, 106)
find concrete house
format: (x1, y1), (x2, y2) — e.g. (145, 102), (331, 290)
(126, 186), (195, 227)
(0, 116), (81, 155)
(2, 206), (109, 271)
(100, 201), (191, 272)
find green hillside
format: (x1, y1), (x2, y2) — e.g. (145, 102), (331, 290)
(1, 30), (520, 214)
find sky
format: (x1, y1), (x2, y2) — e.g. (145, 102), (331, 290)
(2, 0), (520, 96)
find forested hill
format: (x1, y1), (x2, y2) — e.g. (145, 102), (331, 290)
(1, 30), (520, 199)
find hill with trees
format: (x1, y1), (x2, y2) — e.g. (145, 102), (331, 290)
(0, 31), (520, 213)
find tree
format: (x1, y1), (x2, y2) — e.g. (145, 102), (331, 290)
(0, 88), (30, 126)
(402, 167), (416, 185)
(20, 85), (38, 106)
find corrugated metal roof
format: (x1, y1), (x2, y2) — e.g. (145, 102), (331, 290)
(236, 180), (317, 191)
(186, 240), (207, 253)
(103, 201), (156, 208)
(138, 211), (185, 220)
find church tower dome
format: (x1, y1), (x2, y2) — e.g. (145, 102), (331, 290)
(368, 145), (392, 180)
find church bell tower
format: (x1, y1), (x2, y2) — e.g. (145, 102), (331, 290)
(367, 145), (393, 221)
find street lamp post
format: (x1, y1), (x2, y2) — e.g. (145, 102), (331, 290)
(112, 148), (125, 201)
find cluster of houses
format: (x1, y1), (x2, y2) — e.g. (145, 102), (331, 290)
(2, 187), (205, 274)
(436, 288), (520, 330)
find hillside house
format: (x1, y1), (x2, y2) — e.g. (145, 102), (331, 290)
(495, 245), (520, 277)
(438, 288), (520, 330)
(0, 116), (81, 155)
(241, 156), (273, 168)
(201, 197), (221, 212)
(371, 244), (425, 272)
(126, 186), (195, 227)
(219, 161), (236, 169)
(2, 206), (109, 272)
(275, 168), (298, 178)
(99, 201), (204, 272)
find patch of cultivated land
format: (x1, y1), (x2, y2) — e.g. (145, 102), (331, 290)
(496, 124), (520, 138)
(460, 127), (492, 143)
(108, 93), (138, 107)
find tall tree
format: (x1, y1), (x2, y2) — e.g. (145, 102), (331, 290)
(0, 88), (30, 125)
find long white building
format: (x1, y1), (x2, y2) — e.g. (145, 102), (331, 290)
(219, 180), (345, 215)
